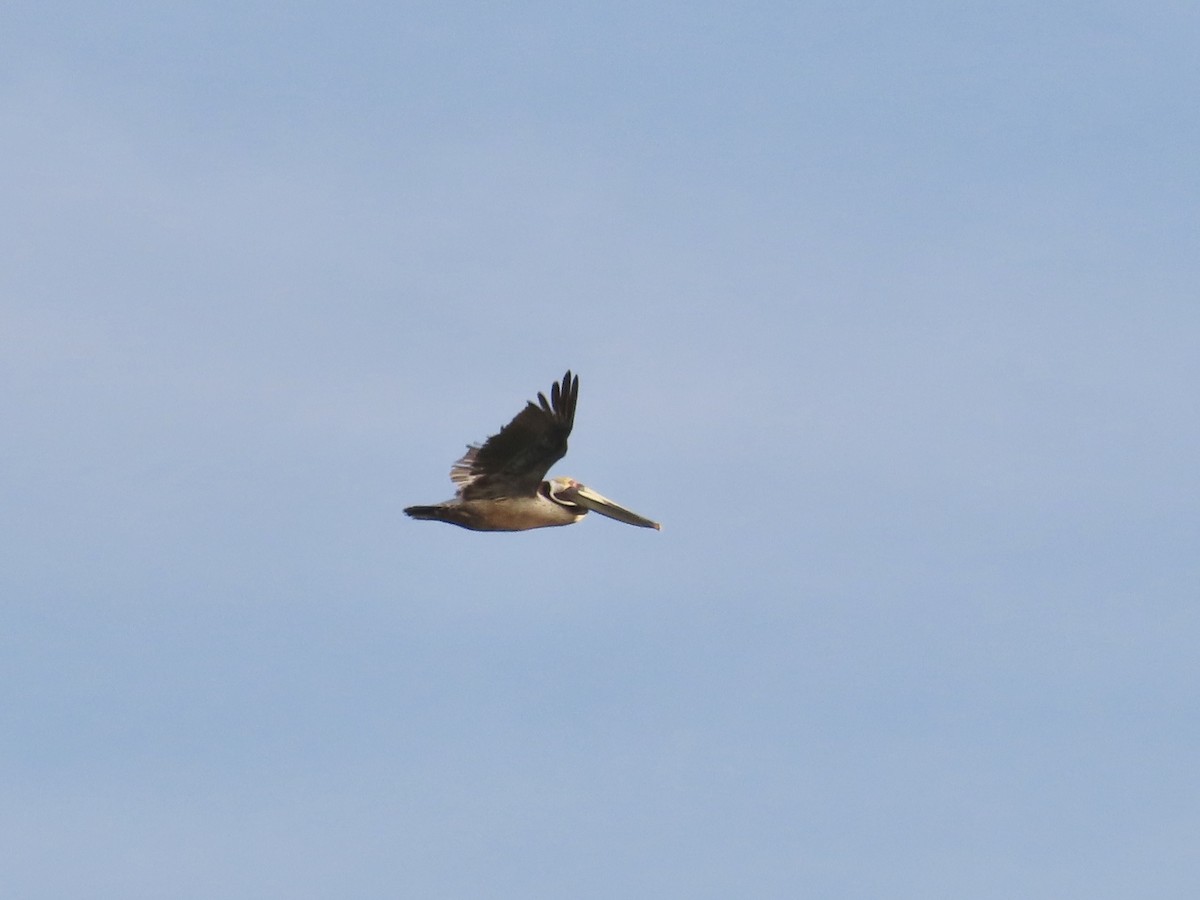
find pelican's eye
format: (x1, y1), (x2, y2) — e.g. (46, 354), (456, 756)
(549, 480), (578, 504)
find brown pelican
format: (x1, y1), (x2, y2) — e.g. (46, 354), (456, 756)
(404, 370), (661, 532)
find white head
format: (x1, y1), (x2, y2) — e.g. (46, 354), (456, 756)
(546, 477), (660, 529)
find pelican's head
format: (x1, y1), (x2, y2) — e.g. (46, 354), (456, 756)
(547, 477), (661, 530)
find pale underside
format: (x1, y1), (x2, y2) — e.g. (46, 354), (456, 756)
(437, 494), (584, 531)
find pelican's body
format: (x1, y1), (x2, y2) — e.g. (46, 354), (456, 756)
(409, 484), (584, 532)
(404, 371), (660, 532)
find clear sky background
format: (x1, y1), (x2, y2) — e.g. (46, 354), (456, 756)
(3, 3), (1198, 897)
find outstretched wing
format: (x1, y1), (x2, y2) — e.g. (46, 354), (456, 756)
(449, 370), (579, 499)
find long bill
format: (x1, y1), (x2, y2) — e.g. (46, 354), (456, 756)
(568, 483), (661, 530)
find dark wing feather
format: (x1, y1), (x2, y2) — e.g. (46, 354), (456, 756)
(451, 370), (578, 499)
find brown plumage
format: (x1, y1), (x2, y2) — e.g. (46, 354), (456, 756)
(449, 370), (578, 501)
(404, 370), (660, 533)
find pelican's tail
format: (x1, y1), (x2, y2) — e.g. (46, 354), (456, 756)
(404, 504), (478, 529)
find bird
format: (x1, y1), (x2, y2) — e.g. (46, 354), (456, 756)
(404, 370), (661, 532)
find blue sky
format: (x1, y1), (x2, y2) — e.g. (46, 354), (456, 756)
(3, 2), (1198, 897)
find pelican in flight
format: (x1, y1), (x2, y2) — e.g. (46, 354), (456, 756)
(404, 370), (660, 532)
